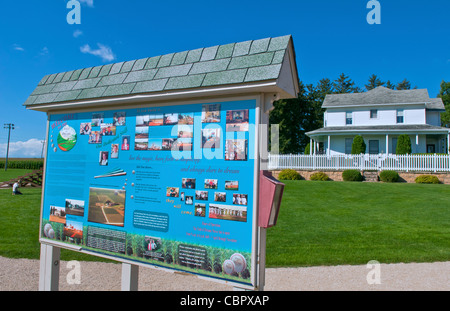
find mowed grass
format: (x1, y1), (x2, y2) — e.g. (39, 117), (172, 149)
(266, 180), (450, 267)
(0, 169), (449, 266)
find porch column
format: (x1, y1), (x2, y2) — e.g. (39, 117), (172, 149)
(310, 138), (313, 155)
(313, 139), (316, 154)
(327, 135), (331, 156)
(416, 134), (419, 153)
(386, 134), (389, 155)
(447, 133), (450, 154)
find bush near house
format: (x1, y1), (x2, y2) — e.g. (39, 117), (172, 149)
(310, 172), (330, 181)
(342, 169), (363, 182)
(351, 135), (366, 154)
(396, 134), (412, 155)
(415, 175), (440, 184)
(278, 169), (301, 180)
(379, 170), (400, 183)
(304, 143), (311, 155)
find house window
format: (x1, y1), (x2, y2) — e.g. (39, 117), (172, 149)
(369, 140), (379, 154)
(396, 109), (404, 123)
(370, 109), (378, 119)
(346, 112), (352, 125)
(345, 138), (353, 154)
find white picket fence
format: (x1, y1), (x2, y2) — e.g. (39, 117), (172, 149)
(268, 153), (450, 172)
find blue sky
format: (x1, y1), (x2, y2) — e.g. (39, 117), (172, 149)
(0, 0), (449, 157)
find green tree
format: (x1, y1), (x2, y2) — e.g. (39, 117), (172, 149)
(270, 81), (325, 154)
(365, 74), (385, 91)
(438, 80), (450, 127)
(351, 135), (366, 154)
(333, 73), (361, 94)
(396, 134), (412, 154)
(396, 79), (411, 90)
(396, 79), (417, 90)
(385, 80), (396, 90)
(269, 83), (305, 154)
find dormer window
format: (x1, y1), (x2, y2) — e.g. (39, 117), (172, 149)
(346, 112), (353, 125)
(396, 109), (404, 123)
(370, 109), (378, 119)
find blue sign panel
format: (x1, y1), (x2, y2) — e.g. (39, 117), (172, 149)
(41, 99), (257, 285)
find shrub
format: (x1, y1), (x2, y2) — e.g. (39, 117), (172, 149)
(278, 169), (301, 180)
(415, 175), (440, 184)
(379, 170), (399, 183)
(304, 143), (311, 155)
(396, 134), (412, 155)
(310, 172), (330, 181)
(351, 135), (366, 154)
(342, 169), (363, 182)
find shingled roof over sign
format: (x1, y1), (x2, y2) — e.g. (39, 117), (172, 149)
(24, 35), (299, 110)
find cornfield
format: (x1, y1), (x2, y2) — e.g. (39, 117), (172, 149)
(0, 159), (44, 170)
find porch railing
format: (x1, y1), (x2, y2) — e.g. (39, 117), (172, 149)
(267, 153), (450, 172)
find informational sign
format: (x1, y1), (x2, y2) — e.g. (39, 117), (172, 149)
(40, 99), (258, 286)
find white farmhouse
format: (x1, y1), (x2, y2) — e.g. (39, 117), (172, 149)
(306, 86), (449, 155)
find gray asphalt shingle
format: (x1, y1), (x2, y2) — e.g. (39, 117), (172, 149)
(24, 35), (292, 107)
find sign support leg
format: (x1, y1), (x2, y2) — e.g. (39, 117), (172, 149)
(39, 243), (61, 291)
(121, 263), (139, 291)
(257, 227), (267, 291)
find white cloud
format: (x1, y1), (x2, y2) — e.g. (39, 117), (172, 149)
(40, 47), (49, 56)
(73, 29), (83, 38)
(0, 139), (44, 158)
(79, 0), (94, 7)
(80, 43), (116, 62)
(13, 44), (24, 52)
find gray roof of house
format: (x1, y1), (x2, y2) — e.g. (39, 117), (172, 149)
(306, 124), (450, 137)
(24, 35), (296, 108)
(323, 86), (445, 110)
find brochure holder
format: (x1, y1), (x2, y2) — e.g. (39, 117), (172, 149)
(258, 171), (284, 228)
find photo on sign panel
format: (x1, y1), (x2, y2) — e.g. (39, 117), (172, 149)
(91, 113), (104, 127)
(201, 128), (221, 148)
(208, 203), (247, 222)
(113, 112), (126, 126)
(178, 113), (194, 125)
(201, 104), (221, 123)
(87, 187), (126, 227)
(149, 114), (164, 126)
(65, 198), (85, 216)
(226, 109), (249, 132)
(225, 139), (248, 161)
(49, 206), (66, 224)
(182, 178), (196, 189)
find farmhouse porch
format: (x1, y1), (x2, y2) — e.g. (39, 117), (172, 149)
(306, 125), (450, 156)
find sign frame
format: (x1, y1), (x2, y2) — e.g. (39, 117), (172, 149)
(38, 94), (268, 291)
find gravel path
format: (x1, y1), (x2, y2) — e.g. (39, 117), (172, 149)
(0, 256), (448, 291)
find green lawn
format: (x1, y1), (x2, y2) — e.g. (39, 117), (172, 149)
(266, 180), (450, 267)
(0, 170), (449, 266)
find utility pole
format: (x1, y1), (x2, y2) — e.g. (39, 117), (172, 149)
(41, 140), (45, 158)
(4, 123), (15, 171)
